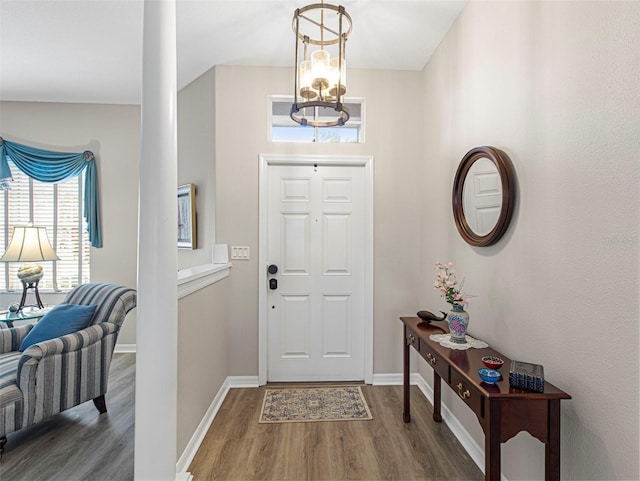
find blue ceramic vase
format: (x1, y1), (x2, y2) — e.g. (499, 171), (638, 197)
(447, 304), (469, 344)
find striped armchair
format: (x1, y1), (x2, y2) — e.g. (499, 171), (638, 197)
(0, 283), (136, 454)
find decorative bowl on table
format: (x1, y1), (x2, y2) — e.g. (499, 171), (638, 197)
(481, 356), (504, 370)
(478, 368), (501, 384)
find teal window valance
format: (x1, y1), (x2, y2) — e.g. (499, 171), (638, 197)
(0, 137), (102, 248)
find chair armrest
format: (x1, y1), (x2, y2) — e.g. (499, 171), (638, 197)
(0, 324), (34, 353)
(20, 322), (118, 360)
(17, 322), (118, 385)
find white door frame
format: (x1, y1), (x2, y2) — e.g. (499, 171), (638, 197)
(258, 153), (374, 385)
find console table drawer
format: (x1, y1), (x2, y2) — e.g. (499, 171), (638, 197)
(405, 327), (420, 350)
(450, 370), (483, 419)
(419, 342), (449, 383)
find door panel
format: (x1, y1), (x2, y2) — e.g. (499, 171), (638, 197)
(323, 213), (351, 274)
(267, 163), (365, 381)
(462, 157), (502, 236)
(280, 295), (311, 358)
(281, 213), (311, 274)
(322, 294), (352, 357)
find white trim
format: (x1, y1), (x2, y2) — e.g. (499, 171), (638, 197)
(258, 154), (374, 385)
(227, 375), (260, 388)
(371, 372), (428, 386)
(372, 373), (403, 385)
(114, 344), (136, 354)
(177, 262), (231, 299)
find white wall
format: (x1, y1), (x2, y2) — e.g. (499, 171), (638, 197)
(213, 65), (424, 377)
(420, 2), (639, 480)
(0, 101), (140, 344)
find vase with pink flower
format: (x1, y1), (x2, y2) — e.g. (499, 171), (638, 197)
(434, 262), (472, 344)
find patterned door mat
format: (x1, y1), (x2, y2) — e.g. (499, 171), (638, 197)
(259, 386), (373, 423)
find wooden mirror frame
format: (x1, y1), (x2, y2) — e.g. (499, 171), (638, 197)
(452, 146), (516, 247)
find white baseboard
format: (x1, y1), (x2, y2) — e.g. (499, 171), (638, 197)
(175, 472), (193, 481)
(371, 373), (403, 385)
(227, 375), (259, 388)
(371, 373), (425, 386)
(114, 344), (136, 353)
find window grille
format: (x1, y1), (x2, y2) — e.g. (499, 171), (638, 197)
(270, 96), (365, 143)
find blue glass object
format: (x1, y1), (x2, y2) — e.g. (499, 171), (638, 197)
(478, 368), (501, 384)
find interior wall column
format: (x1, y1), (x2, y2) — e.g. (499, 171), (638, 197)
(135, 0), (178, 479)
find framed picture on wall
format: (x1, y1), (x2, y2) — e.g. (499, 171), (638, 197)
(177, 184), (197, 249)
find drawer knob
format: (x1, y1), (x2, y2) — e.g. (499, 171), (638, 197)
(426, 353), (437, 365)
(457, 382), (470, 399)
(408, 334), (416, 344)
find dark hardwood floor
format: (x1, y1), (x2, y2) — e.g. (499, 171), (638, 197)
(189, 385), (483, 481)
(0, 353), (135, 481)
(1, 356), (483, 481)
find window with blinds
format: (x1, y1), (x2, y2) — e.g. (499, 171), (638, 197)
(1, 161), (90, 292)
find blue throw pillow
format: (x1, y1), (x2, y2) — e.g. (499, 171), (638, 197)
(19, 304), (98, 351)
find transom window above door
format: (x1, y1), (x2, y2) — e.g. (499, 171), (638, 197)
(269, 95), (364, 143)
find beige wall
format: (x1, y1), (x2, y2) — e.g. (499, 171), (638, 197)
(213, 65), (424, 376)
(0, 101), (140, 344)
(178, 68), (217, 269)
(177, 278), (229, 457)
(419, 2), (639, 480)
(176, 66), (230, 457)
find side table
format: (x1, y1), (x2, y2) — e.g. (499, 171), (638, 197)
(0, 307), (52, 328)
(401, 316), (571, 481)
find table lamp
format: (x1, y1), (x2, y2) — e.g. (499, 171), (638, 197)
(0, 225), (59, 310)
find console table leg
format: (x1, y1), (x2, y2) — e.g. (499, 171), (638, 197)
(433, 372), (442, 422)
(485, 401), (502, 481)
(546, 399), (561, 481)
(403, 330), (411, 423)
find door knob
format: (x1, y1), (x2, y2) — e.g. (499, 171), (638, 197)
(268, 264), (278, 275)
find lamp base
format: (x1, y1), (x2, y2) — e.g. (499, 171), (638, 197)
(18, 279), (45, 310)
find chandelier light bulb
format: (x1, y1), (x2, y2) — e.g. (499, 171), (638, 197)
(329, 57), (347, 98)
(299, 60), (317, 99)
(311, 50), (331, 92)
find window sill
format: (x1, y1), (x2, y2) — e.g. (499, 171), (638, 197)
(177, 263), (231, 299)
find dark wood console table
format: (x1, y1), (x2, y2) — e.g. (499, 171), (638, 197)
(401, 316), (571, 481)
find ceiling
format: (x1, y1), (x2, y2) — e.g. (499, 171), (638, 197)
(0, 0), (466, 105)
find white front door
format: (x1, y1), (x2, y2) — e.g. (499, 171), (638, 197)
(462, 157), (503, 235)
(265, 162), (366, 381)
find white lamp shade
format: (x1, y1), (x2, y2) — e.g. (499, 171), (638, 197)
(0, 226), (59, 262)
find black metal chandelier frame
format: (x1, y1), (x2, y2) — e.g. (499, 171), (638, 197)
(291, 2), (353, 127)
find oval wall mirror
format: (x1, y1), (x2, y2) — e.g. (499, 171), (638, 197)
(452, 146), (516, 247)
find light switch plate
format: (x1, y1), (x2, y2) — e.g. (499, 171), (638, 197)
(230, 246), (250, 260)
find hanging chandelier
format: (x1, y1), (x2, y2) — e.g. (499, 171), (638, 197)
(291, 1), (353, 127)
